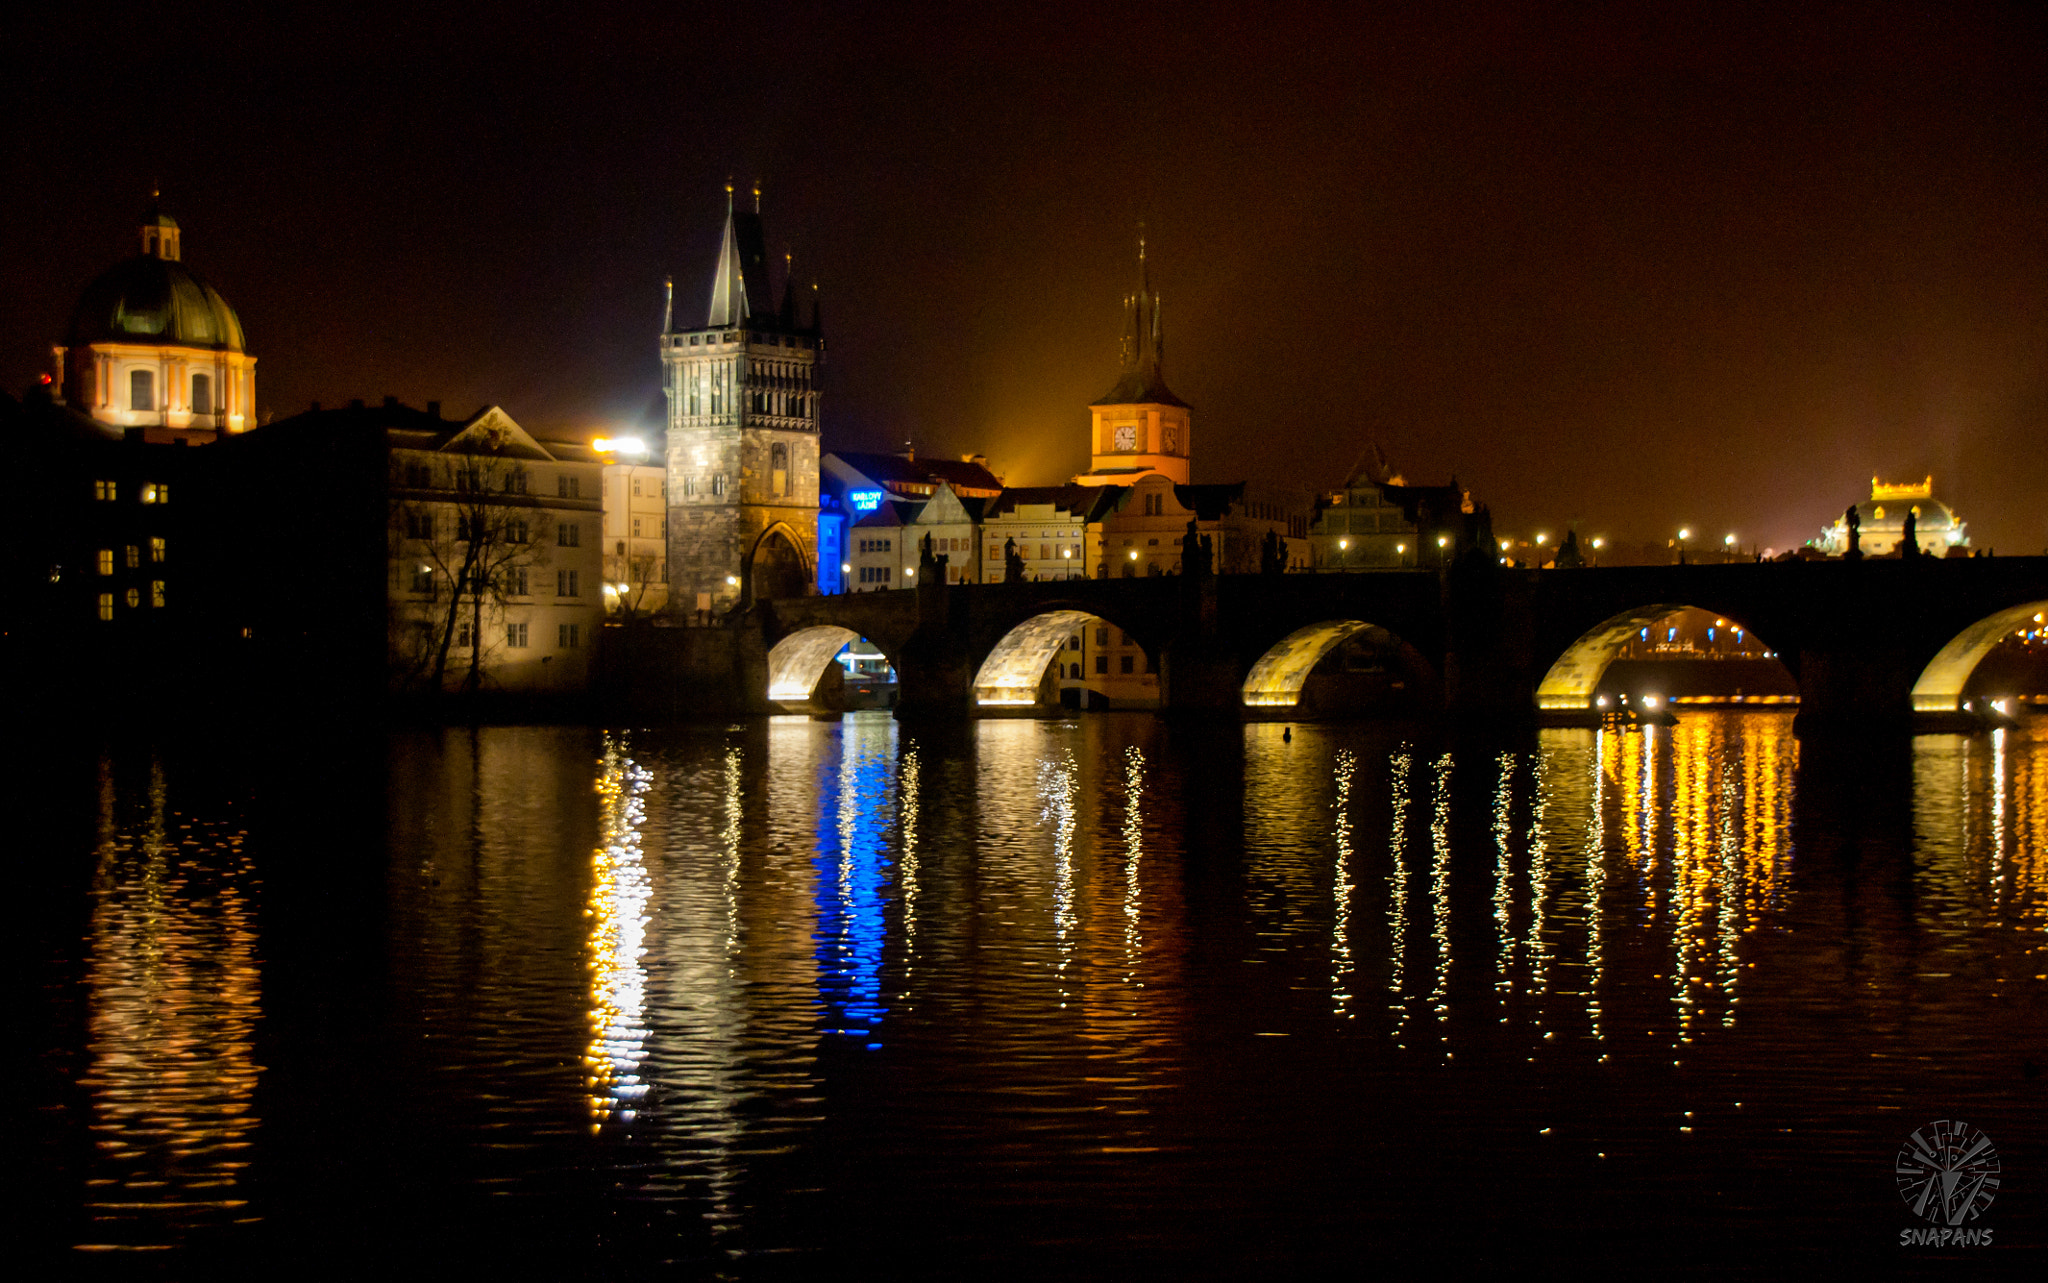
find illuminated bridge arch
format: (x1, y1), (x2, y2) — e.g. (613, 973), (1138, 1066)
(974, 609), (1131, 707)
(1536, 604), (1786, 713)
(767, 625), (888, 707)
(1240, 620), (1435, 710)
(1911, 600), (2048, 713)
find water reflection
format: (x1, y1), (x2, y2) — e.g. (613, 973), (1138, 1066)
(817, 718), (895, 1043)
(77, 756), (262, 1251)
(587, 736), (651, 1128)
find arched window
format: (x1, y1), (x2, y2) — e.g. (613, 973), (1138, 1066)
(770, 443), (789, 497)
(191, 373), (212, 416)
(130, 369), (155, 412)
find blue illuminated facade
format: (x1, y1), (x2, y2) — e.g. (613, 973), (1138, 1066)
(817, 493), (848, 594)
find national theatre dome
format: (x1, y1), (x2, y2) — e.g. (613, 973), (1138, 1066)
(1815, 476), (1970, 557)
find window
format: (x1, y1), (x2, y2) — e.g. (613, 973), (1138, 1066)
(508, 519), (529, 544)
(1095, 626), (1108, 647)
(771, 443), (789, 497)
(506, 622), (529, 648)
(1068, 635), (1081, 651)
(505, 470), (528, 495)
(456, 622), (472, 648)
(1039, 543), (1050, 561)
(507, 568), (528, 596)
(95, 480), (116, 501)
(140, 484), (160, 504)
(632, 517), (642, 537)
(151, 580), (165, 608)
(405, 463), (430, 487)
(558, 569), (580, 597)
(1095, 655), (1108, 675)
(411, 565), (435, 594)
(1120, 654), (1135, 674)
(559, 523), (581, 547)
(125, 587), (140, 608)
(97, 593), (113, 621)
(711, 475), (725, 497)
(130, 369), (154, 411)
(406, 511), (435, 539)
(632, 478), (642, 497)
(558, 475), (580, 499)
(125, 546), (140, 569)
(97, 549), (114, 576)
(191, 373), (211, 415)
(149, 537), (165, 562)
(558, 623), (581, 649)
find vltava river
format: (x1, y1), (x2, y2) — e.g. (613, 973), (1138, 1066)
(15, 713), (2047, 1271)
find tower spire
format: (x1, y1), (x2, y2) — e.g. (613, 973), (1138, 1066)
(662, 275), (673, 333)
(706, 182), (750, 326)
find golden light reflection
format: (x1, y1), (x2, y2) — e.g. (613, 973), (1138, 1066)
(1430, 753), (1453, 1035)
(1493, 752), (1516, 1000)
(1387, 749), (1412, 1040)
(1524, 751), (1552, 1000)
(77, 757), (262, 1250)
(1587, 729), (1607, 1042)
(1039, 751), (1079, 1004)
(586, 736), (652, 1130)
(1332, 749), (1357, 1019)
(1123, 745), (1145, 981)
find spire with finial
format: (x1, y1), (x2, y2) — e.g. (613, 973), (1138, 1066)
(140, 187), (182, 261)
(662, 275), (674, 333)
(1091, 222), (1186, 409)
(706, 180), (750, 326)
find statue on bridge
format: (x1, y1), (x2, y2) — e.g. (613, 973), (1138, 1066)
(1900, 508), (1920, 560)
(1181, 518), (1214, 578)
(1003, 536), (1026, 583)
(1260, 527), (1286, 575)
(1555, 528), (1584, 569)
(920, 531), (948, 581)
(1844, 505), (1862, 560)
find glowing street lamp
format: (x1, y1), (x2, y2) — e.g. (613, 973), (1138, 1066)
(1535, 532), (1548, 547)
(1591, 537), (1605, 550)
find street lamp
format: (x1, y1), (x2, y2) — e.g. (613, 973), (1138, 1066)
(1591, 537), (1605, 550)
(1535, 532), (1548, 547)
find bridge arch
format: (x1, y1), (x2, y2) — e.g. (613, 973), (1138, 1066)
(1536, 603), (1789, 713)
(1240, 620), (1437, 710)
(747, 522), (812, 603)
(1911, 600), (2048, 713)
(974, 607), (1150, 707)
(766, 625), (893, 707)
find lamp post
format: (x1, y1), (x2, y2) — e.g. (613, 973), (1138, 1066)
(1676, 528), (1691, 565)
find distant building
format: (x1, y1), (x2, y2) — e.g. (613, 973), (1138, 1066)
(53, 196), (256, 441)
(661, 186), (822, 618)
(1307, 453), (1470, 570)
(1072, 234), (1191, 489)
(825, 450), (1005, 592)
(224, 400), (604, 700)
(596, 439), (668, 618)
(1815, 476), (1971, 557)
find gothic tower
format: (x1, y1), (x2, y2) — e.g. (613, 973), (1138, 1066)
(1074, 230), (1190, 487)
(661, 185), (823, 614)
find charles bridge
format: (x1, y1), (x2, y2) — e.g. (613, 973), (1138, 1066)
(602, 553), (2048, 733)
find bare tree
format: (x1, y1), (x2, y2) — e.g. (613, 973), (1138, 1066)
(395, 448), (556, 697)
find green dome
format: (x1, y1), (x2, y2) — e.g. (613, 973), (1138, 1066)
(66, 254), (246, 353)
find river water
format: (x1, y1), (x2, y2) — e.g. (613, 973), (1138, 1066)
(14, 712), (2047, 1273)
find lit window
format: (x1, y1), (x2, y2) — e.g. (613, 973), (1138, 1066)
(97, 549), (114, 576)
(125, 546), (140, 569)
(149, 537), (165, 562)
(125, 587), (140, 608)
(411, 565), (434, 594)
(151, 580), (165, 607)
(506, 622), (529, 648)
(97, 593), (113, 621)
(94, 480), (116, 501)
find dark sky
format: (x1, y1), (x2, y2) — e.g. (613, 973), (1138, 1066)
(8, 3), (2046, 552)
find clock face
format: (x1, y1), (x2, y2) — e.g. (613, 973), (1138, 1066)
(1113, 424), (1137, 451)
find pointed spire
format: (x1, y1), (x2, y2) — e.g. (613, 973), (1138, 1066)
(706, 182), (750, 327)
(661, 275), (674, 333)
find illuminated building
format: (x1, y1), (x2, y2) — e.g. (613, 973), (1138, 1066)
(594, 437), (668, 617)
(52, 196), (256, 440)
(825, 450), (1005, 592)
(1307, 451), (1470, 569)
(1814, 475), (1971, 557)
(848, 482), (991, 589)
(1073, 233), (1191, 487)
(661, 185), (823, 616)
(225, 399), (605, 699)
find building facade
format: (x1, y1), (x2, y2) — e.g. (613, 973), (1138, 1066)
(1815, 476), (1972, 558)
(661, 187), (822, 618)
(598, 442), (669, 618)
(1307, 455), (1471, 571)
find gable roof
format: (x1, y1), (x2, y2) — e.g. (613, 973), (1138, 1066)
(829, 450), (1004, 495)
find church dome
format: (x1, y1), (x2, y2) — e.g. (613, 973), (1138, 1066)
(66, 254), (246, 353)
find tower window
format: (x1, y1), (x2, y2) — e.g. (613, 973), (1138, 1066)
(130, 369), (154, 412)
(191, 373), (212, 415)
(771, 443), (789, 497)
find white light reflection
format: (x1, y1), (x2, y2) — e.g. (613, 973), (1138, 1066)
(1332, 749), (1357, 1018)
(586, 736), (652, 1129)
(900, 744), (921, 977)
(1524, 752), (1552, 1000)
(1039, 752), (1079, 1005)
(1493, 752), (1516, 1000)
(724, 746), (742, 966)
(1586, 729), (1607, 1043)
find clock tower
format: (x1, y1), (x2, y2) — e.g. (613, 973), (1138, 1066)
(1074, 232), (1190, 487)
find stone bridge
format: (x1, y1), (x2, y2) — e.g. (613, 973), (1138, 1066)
(714, 556), (2048, 732)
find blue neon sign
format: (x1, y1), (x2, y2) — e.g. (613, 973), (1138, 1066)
(849, 489), (885, 512)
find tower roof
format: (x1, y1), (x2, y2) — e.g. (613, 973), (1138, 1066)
(66, 200), (245, 352)
(1091, 229), (1186, 408)
(697, 183), (807, 332)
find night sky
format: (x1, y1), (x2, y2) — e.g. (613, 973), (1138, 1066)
(7, 3), (2046, 552)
